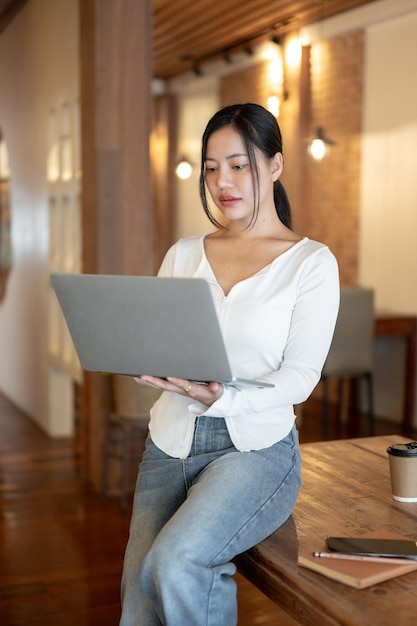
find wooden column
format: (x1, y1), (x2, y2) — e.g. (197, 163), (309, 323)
(79, 0), (153, 489)
(151, 94), (178, 269)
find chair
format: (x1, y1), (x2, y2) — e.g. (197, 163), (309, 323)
(102, 375), (161, 513)
(321, 287), (375, 439)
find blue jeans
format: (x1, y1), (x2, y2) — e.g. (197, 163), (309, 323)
(119, 416), (301, 626)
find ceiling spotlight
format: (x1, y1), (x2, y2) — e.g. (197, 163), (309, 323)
(267, 95), (281, 117)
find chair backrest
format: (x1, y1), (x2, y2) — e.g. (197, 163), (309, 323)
(323, 287), (374, 377)
(111, 375), (161, 419)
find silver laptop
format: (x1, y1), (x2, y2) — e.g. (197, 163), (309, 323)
(50, 274), (274, 389)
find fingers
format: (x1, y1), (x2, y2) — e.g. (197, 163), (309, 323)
(137, 376), (224, 405)
(138, 375), (190, 394)
(167, 377), (195, 395)
(136, 375), (164, 388)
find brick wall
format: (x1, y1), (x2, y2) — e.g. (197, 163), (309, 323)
(220, 60), (271, 109)
(220, 30), (364, 286)
(305, 31), (364, 286)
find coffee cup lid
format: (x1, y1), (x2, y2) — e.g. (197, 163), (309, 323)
(387, 442), (417, 457)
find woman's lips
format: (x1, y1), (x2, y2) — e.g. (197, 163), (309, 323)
(219, 195), (240, 207)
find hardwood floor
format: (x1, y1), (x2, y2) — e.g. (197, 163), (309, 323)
(0, 391), (412, 625)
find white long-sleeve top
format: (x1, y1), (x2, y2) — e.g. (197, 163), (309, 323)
(148, 235), (339, 458)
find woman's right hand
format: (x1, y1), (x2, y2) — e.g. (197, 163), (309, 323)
(136, 375), (224, 407)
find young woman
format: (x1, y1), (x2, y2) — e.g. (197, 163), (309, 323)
(119, 103), (339, 626)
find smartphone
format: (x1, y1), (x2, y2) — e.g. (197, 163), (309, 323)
(326, 537), (417, 559)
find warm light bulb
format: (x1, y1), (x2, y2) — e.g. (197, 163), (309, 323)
(309, 138), (326, 160)
(285, 37), (301, 70)
(267, 95), (280, 117)
(258, 40), (281, 62)
(175, 160), (192, 180)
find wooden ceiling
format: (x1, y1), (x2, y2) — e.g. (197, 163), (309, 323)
(0, 0), (379, 79)
(153, 0), (379, 79)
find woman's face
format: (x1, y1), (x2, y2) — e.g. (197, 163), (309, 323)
(204, 125), (282, 228)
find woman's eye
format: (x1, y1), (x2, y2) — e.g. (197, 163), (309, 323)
(205, 166), (217, 173)
(232, 163), (248, 171)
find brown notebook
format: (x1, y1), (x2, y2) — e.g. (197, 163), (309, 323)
(298, 529), (417, 589)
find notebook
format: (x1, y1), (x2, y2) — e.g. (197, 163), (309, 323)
(298, 530), (417, 589)
(50, 274), (274, 389)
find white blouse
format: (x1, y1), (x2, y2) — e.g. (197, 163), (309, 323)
(147, 235), (339, 458)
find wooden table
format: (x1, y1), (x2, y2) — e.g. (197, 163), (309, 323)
(375, 314), (417, 435)
(235, 435), (417, 626)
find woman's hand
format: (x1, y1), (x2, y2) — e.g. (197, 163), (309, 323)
(136, 375), (224, 407)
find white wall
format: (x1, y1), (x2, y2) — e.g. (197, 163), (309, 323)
(0, 0), (79, 434)
(359, 10), (417, 313)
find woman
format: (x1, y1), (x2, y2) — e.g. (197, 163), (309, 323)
(119, 103), (339, 626)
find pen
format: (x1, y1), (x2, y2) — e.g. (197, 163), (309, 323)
(312, 552), (415, 565)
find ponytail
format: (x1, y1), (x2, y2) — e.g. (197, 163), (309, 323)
(274, 180), (292, 229)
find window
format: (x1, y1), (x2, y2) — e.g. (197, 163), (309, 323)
(0, 126), (11, 302)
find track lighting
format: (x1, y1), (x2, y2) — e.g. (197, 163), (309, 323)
(181, 22), (285, 75)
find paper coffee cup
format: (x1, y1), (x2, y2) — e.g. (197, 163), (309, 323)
(386, 442), (417, 502)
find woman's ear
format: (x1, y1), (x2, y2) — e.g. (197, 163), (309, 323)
(271, 152), (283, 181)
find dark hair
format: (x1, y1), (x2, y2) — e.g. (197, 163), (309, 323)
(199, 103), (292, 230)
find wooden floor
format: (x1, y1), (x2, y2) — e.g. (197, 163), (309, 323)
(0, 391), (413, 626)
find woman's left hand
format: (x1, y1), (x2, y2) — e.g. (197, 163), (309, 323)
(137, 375), (224, 407)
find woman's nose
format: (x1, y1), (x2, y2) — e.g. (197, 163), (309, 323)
(216, 167), (232, 189)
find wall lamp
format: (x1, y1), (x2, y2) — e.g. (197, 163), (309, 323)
(175, 157), (193, 180)
(307, 126), (336, 160)
(271, 33), (281, 46)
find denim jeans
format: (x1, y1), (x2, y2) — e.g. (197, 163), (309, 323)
(119, 415), (301, 626)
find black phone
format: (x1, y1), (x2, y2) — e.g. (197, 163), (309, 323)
(325, 537), (417, 559)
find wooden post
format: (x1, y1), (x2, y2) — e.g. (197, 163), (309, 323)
(79, 0), (153, 489)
